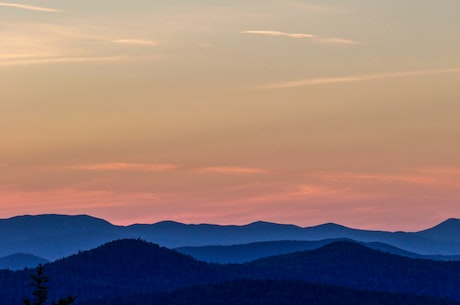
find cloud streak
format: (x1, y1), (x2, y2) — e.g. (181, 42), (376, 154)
(241, 30), (315, 39)
(199, 166), (270, 175)
(112, 39), (158, 46)
(318, 38), (357, 45)
(65, 163), (270, 175)
(285, 1), (351, 13)
(0, 56), (124, 67)
(0, 2), (61, 12)
(66, 163), (178, 172)
(260, 68), (460, 89)
(241, 30), (358, 45)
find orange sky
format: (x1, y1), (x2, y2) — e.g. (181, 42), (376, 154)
(1, 0), (460, 231)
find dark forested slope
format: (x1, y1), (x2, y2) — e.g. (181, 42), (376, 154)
(79, 280), (459, 305)
(244, 241), (460, 300)
(1, 239), (460, 305)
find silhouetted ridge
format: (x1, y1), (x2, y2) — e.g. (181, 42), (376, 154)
(1, 239), (460, 304)
(176, 239), (352, 263)
(2, 214), (460, 257)
(246, 241), (460, 300)
(177, 238), (460, 264)
(1, 214), (114, 233)
(40, 239), (229, 301)
(417, 218), (460, 242)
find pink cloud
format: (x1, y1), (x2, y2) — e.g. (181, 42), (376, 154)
(260, 68), (460, 89)
(197, 166), (270, 175)
(0, 2), (61, 12)
(241, 30), (358, 45)
(66, 163), (179, 172)
(310, 168), (460, 189)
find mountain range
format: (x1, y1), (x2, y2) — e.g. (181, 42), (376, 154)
(176, 239), (460, 264)
(1, 214), (460, 262)
(1, 239), (459, 305)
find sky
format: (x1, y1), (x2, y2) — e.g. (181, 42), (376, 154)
(1, 0), (460, 231)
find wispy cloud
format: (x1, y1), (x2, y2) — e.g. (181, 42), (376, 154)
(318, 38), (358, 45)
(199, 166), (270, 175)
(260, 68), (460, 89)
(313, 172), (435, 186)
(285, 1), (351, 13)
(0, 53), (55, 60)
(0, 22), (160, 69)
(65, 163), (271, 175)
(0, 2), (61, 12)
(0, 56), (126, 67)
(111, 39), (158, 46)
(310, 168), (460, 189)
(241, 30), (315, 39)
(66, 163), (178, 172)
(241, 30), (358, 45)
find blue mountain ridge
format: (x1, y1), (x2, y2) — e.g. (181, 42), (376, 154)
(1, 214), (459, 261)
(176, 239), (460, 264)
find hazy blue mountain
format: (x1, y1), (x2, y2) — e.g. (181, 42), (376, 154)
(1, 214), (460, 260)
(416, 218), (460, 242)
(0, 253), (49, 270)
(365, 241), (460, 261)
(177, 239), (460, 263)
(0, 214), (127, 260)
(176, 239), (348, 263)
(125, 220), (308, 247)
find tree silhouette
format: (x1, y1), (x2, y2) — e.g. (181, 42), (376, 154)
(22, 264), (76, 305)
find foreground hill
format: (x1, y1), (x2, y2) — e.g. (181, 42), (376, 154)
(0, 239), (234, 305)
(80, 280), (459, 305)
(1, 214), (460, 262)
(1, 239), (460, 304)
(244, 241), (460, 301)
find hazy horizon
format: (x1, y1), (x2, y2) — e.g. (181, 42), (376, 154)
(1, 0), (459, 231)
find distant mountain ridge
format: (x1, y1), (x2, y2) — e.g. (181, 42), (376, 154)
(1, 214), (460, 261)
(176, 239), (460, 264)
(0, 253), (49, 270)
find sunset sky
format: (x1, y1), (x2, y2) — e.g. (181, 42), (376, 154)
(1, 0), (460, 230)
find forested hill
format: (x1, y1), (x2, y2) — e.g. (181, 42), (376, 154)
(1, 239), (460, 305)
(244, 241), (460, 300)
(0, 239), (233, 305)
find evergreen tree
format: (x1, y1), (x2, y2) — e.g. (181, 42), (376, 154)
(22, 264), (76, 305)
(23, 264), (48, 305)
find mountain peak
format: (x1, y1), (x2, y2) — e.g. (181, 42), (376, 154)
(3, 214), (113, 225)
(415, 218), (460, 242)
(418, 218), (460, 232)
